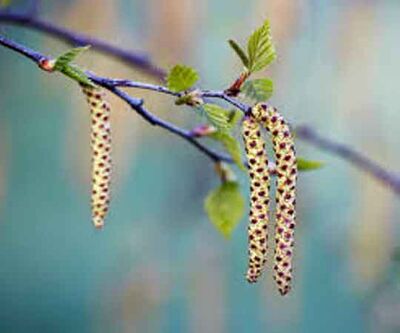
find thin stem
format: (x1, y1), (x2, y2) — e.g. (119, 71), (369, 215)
(90, 74), (250, 113)
(296, 125), (400, 195)
(0, 34), (233, 164)
(0, 11), (166, 79)
(90, 74), (180, 98)
(0, 34), (46, 63)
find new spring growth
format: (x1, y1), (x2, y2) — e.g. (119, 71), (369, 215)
(81, 85), (112, 229)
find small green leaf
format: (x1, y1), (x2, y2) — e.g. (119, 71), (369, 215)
(53, 46), (94, 87)
(210, 131), (245, 170)
(204, 181), (245, 238)
(242, 78), (274, 102)
(228, 39), (249, 68)
(297, 157), (324, 171)
(166, 64), (199, 92)
(59, 65), (95, 87)
(203, 104), (231, 130)
(247, 20), (276, 73)
(54, 45), (91, 70)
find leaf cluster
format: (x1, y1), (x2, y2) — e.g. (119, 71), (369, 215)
(164, 20), (324, 238)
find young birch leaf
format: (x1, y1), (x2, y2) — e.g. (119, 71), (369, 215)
(60, 65), (95, 87)
(247, 20), (276, 73)
(297, 157), (324, 171)
(228, 39), (249, 68)
(205, 181), (245, 238)
(203, 104), (231, 130)
(210, 131), (246, 170)
(166, 64), (199, 92)
(53, 46), (94, 87)
(242, 78), (274, 102)
(54, 45), (91, 70)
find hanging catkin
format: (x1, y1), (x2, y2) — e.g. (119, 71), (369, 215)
(242, 115), (270, 283)
(81, 85), (112, 229)
(251, 103), (297, 295)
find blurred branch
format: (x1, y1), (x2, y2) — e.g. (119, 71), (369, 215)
(0, 10), (165, 79)
(0, 33), (44, 62)
(296, 125), (400, 195)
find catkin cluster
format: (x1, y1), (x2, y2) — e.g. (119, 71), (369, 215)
(81, 85), (112, 229)
(242, 103), (297, 295)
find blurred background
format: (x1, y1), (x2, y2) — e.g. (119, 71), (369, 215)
(1, 0), (400, 332)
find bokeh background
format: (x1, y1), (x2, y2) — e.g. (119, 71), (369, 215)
(1, 0), (400, 332)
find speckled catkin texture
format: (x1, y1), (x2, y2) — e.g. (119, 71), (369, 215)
(251, 103), (297, 296)
(81, 85), (112, 229)
(242, 116), (270, 283)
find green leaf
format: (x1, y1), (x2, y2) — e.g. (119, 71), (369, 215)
(204, 181), (245, 238)
(203, 104), (231, 130)
(228, 39), (249, 68)
(247, 20), (276, 73)
(166, 64), (199, 92)
(54, 45), (91, 70)
(241, 78), (274, 102)
(210, 131), (245, 170)
(297, 157), (324, 171)
(52, 46), (94, 87)
(59, 65), (95, 87)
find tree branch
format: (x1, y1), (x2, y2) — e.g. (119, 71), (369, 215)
(0, 33), (46, 63)
(90, 75), (250, 113)
(0, 34), (234, 164)
(0, 11), (166, 79)
(1, 17), (400, 196)
(296, 125), (400, 195)
(99, 84), (232, 163)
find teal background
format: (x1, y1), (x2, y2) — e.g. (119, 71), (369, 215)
(1, 0), (400, 332)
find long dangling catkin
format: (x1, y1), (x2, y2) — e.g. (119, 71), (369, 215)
(242, 115), (270, 283)
(252, 103), (297, 295)
(81, 85), (112, 229)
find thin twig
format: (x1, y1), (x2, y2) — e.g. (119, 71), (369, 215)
(91, 75), (250, 112)
(0, 34), (233, 164)
(0, 11), (166, 79)
(296, 125), (400, 195)
(99, 83), (232, 163)
(0, 34), (46, 63)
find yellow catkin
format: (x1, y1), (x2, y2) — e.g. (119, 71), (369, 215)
(242, 115), (270, 283)
(252, 103), (297, 296)
(81, 85), (112, 229)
